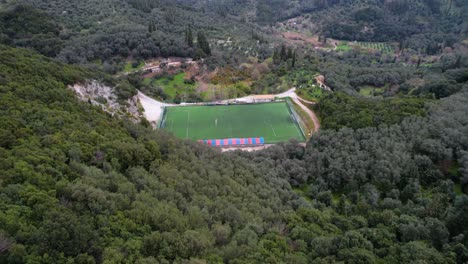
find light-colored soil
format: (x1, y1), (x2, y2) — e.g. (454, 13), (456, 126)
(282, 31), (321, 46)
(137, 91), (173, 125)
(220, 142), (307, 152)
(281, 31), (338, 51)
(220, 144), (273, 152)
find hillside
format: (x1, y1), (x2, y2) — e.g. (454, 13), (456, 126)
(1, 0), (468, 262)
(1, 45), (468, 263)
(0, 0), (268, 69)
(0, 45), (301, 262)
(5, 0), (465, 68)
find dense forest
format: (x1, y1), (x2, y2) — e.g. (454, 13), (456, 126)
(1, 44), (468, 262)
(1, 0), (466, 68)
(1, 0), (468, 262)
(0, 0), (265, 69)
(312, 0), (468, 47)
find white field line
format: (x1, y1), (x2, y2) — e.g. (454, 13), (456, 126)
(186, 110), (190, 139)
(290, 115), (303, 138)
(270, 124), (277, 137)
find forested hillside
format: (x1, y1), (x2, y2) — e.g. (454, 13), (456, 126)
(0, 45), (301, 263)
(177, 0), (468, 46)
(1, 45), (468, 263)
(3, 0), (466, 70)
(1, 0), (468, 262)
(0, 0), (266, 69)
(310, 0), (467, 46)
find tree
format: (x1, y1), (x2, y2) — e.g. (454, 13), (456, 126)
(337, 194), (348, 215)
(287, 47), (293, 60)
(186, 25), (193, 47)
(280, 45), (286, 61)
(197, 31), (210, 56)
(292, 51), (297, 68)
(148, 20), (156, 32)
(425, 218), (449, 249)
(446, 195), (468, 236)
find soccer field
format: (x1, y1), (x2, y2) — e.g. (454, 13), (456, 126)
(162, 102), (305, 143)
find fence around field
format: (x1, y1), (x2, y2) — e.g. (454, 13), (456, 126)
(158, 106), (167, 128)
(170, 98), (286, 107)
(285, 99), (307, 141)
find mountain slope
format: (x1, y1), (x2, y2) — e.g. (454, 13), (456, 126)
(1, 0), (264, 67)
(0, 45), (307, 263)
(2, 46), (468, 263)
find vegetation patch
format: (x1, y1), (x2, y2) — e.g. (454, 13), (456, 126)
(316, 93), (428, 130)
(336, 42), (351, 51)
(359, 86), (384, 97)
(123, 60), (145, 73)
(153, 73), (195, 98)
(356, 42), (394, 53)
(297, 86), (323, 101)
(139, 72), (199, 103)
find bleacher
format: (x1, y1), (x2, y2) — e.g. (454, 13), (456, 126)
(197, 137), (265, 147)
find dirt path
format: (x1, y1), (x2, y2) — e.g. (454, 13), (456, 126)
(276, 88), (320, 132)
(296, 96), (317, 105)
(292, 97), (320, 132)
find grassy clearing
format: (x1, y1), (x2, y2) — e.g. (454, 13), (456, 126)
(140, 73), (199, 103)
(163, 102), (305, 143)
(359, 86), (384, 97)
(297, 86), (323, 101)
(124, 61), (145, 73)
(336, 42), (351, 51)
(293, 186), (314, 203)
(153, 73), (195, 98)
(142, 78), (152, 85)
(332, 192), (343, 204)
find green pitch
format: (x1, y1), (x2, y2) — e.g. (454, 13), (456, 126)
(162, 102), (305, 143)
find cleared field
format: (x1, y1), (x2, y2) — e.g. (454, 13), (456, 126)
(359, 86), (384, 97)
(357, 42), (394, 53)
(123, 61), (145, 73)
(336, 42), (351, 51)
(162, 102), (305, 143)
(153, 73), (194, 98)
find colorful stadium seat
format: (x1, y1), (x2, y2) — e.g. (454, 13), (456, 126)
(197, 137), (265, 147)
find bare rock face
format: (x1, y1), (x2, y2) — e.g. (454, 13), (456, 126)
(315, 75), (332, 92)
(315, 75), (325, 83)
(126, 95), (141, 119)
(69, 80), (142, 121)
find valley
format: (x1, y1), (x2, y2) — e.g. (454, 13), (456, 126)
(0, 0), (467, 263)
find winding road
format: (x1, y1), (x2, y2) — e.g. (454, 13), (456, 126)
(276, 88), (320, 132)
